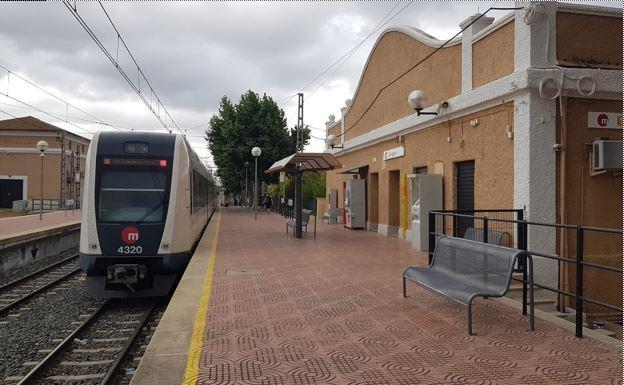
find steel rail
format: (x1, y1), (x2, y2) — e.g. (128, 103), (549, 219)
(0, 268), (81, 315)
(0, 254), (79, 293)
(100, 303), (156, 385)
(16, 300), (111, 385)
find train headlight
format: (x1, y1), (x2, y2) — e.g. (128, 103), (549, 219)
(89, 243), (98, 250)
(138, 265), (147, 280)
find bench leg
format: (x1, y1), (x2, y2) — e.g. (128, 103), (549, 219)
(527, 255), (535, 331)
(467, 300), (473, 336)
(402, 276), (407, 298)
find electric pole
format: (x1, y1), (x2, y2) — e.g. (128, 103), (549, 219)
(295, 93), (304, 238)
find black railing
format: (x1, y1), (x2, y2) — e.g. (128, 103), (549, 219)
(429, 209), (623, 338)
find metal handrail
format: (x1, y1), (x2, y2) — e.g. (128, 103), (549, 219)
(429, 209), (623, 338)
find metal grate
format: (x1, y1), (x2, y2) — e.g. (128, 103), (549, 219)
(225, 269), (263, 277)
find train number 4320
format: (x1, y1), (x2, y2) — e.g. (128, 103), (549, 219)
(117, 245), (143, 254)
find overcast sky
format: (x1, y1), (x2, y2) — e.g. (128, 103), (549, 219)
(0, 1), (617, 164)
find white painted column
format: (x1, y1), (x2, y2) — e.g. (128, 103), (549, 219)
(340, 107), (347, 144)
(513, 2), (559, 291)
(460, 14), (494, 93)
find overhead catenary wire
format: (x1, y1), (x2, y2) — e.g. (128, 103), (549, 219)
(336, 5), (523, 140)
(0, 64), (124, 131)
(280, 0), (409, 109)
(306, 0), (413, 103)
(62, 1), (181, 134)
(0, 106), (92, 138)
(0, 93), (95, 135)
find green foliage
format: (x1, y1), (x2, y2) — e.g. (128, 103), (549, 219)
(207, 91), (310, 194)
(277, 172), (326, 200)
(267, 184), (281, 199)
(302, 172), (326, 199)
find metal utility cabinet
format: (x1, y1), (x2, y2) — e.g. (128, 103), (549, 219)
(409, 174), (443, 251)
(343, 179), (366, 229)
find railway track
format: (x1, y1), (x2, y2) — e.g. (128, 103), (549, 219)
(0, 255), (81, 315)
(13, 299), (156, 385)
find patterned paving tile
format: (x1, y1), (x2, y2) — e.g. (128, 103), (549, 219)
(195, 208), (621, 385)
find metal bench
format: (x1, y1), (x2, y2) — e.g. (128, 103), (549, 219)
(403, 235), (534, 335)
(322, 208), (341, 224)
(464, 227), (512, 247)
(286, 209), (312, 235)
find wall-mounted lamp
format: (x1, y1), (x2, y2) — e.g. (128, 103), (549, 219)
(326, 134), (343, 149)
(408, 90), (449, 116)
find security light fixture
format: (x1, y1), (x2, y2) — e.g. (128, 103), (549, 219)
(326, 134), (343, 149)
(408, 90), (449, 116)
(37, 140), (49, 155)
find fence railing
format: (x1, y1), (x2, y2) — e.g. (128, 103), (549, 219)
(429, 209), (622, 338)
(27, 199), (81, 211)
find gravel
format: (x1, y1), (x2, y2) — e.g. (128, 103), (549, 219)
(0, 248), (78, 287)
(38, 299), (166, 385)
(0, 274), (103, 384)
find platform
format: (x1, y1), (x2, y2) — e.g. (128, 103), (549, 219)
(0, 210), (81, 251)
(0, 210), (81, 238)
(132, 207), (622, 385)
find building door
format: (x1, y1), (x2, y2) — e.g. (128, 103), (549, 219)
(0, 179), (23, 209)
(455, 161), (475, 237)
(369, 173), (379, 231)
(388, 170), (400, 236)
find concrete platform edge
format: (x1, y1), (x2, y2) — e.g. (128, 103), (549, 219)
(130, 208), (221, 385)
(0, 221), (81, 249)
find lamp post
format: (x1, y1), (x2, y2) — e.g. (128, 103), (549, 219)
(36, 140), (49, 220)
(251, 147), (261, 220)
(244, 161), (250, 208)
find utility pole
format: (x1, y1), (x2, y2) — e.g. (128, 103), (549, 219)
(294, 93), (304, 238)
(57, 130), (65, 211)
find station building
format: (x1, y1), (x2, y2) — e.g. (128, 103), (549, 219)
(0, 116), (89, 209)
(323, 3), (622, 310)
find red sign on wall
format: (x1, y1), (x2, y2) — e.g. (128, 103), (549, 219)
(588, 112), (622, 129)
(121, 227), (140, 245)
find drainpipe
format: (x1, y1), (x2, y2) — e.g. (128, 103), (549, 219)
(558, 96), (568, 312)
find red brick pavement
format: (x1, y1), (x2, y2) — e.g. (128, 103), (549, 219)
(0, 210), (81, 237)
(195, 207), (621, 385)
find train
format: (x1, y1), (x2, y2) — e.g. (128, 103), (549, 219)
(79, 132), (218, 298)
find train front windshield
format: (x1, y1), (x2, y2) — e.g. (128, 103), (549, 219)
(98, 170), (167, 223)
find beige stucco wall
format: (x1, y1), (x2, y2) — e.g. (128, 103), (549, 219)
(327, 102), (515, 233)
(556, 12), (623, 69)
(557, 98), (622, 312)
(342, 31), (462, 141)
(0, 133), (88, 202)
(472, 21), (515, 88)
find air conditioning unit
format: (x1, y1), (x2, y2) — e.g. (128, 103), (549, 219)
(592, 140), (622, 171)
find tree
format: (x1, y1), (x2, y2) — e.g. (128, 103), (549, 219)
(279, 172), (326, 201)
(207, 91), (310, 194)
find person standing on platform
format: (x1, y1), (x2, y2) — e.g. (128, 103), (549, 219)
(262, 194), (271, 214)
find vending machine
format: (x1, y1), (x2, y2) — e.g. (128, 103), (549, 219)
(409, 174), (443, 251)
(343, 179), (366, 229)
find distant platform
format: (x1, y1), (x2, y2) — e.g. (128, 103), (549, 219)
(131, 207), (621, 385)
(0, 210), (81, 249)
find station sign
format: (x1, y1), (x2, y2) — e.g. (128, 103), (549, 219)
(588, 112), (622, 129)
(383, 146), (405, 161)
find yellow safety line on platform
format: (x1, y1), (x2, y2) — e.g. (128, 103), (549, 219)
(181, 209), (221, 385)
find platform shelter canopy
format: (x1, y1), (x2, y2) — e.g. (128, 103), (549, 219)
(265, 152), (342, 174)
